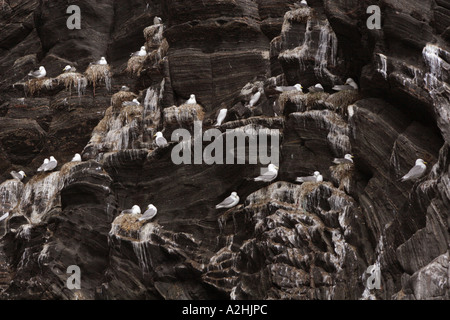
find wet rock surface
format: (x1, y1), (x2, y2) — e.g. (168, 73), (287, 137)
(0, 0), (448, 300)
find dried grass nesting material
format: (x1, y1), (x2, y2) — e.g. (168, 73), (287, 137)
(330, 163), (354, 191)
(325, 90), (362, 113)
(55, 72), (88, 96)
(84, 64), (112, 92)
(163, 103), (205, 126)
(24, 78), (53, 96)
(111, 91), (137, 111)
(126, 55), (146, 76)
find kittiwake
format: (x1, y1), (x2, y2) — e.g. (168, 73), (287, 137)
(44, 156), (58, 172)
(120, 85), (130, 92)
(154, 16), (163, 25)
(216, 192), (239, 209)
(122, 98), (140, 107)
(333, 154), (354, 164)
(332, 78), (358, 91)
(249, 90), (261, 107)
(296, 171), (323, 183)
(275, 84), (303, 93)
(71, 153), (82, 162)
(186, 94), (197, 104)
(400, 159), (427, 182)
(131, 46), (147, 57)
(121, 205), (141, 215)
(10, 170), (26, 181)
(37, 158), (49, 172)
(254, 164), (279, 182)
(308, 83), (324, 93)
(28, 66), (46, 79)
(154, 131), (168, 148)
(215, 108), (228, 127)
(63, 65), (76, 73)
(138, 204), (157, 221)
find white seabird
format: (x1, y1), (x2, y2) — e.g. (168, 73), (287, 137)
(154, 16), (163, 25)
(63, 65), (76, 73)
(296, 171), (323, 183)
(275, 84), (303, 93)
(10, 170), (26, 181)
(333, 154), (354, 164)
(37, 158), (49, 172)
(186, 94), (197, 104)
(131, 46), (147, 57)
(154, 131), (168, 148)
(122, 98), (141, 107)
(138, 204), (158, 221)
(301, 0), (308, 5)
(308, 83), (324, 93)
(248, 90), (261, 107)
(44, 156), (58, 172)
(120, 85), (130, 92)
(215, 108), (228, 127)
(28, 66), (46, 79)
(332, 78), (358, 91)
(121, 205), (141, 215)
(0, 212), (9, 222)
(400, 159), (427, 182)
(216, 192), (240, 209)
(71, 153), (82, 162)
(254, 164), (279, 182)
(93, 57), (108, 65)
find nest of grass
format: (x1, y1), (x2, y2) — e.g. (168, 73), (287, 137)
(111, 91), (137, 111)
(126, 55), (146, 76)
(330, 163), (354, 191)
(325, 90), (362, 113)
(92, 107), (114, 135)
(144, 24), (164, 47)
(24, 78), (53, 96)
(56, 72), (87, 96)
(111, 213), (145, 240)
(120, 104), (144, 124)
(84, 64), (112, 92)
(163, 103), (205, 126)
(284, 7), (312, 23)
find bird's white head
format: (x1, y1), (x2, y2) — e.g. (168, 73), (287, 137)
(190, 94), (196, 99)
(269, 164), (279, 171)
(50, 156), (56, 161)
(132, 205), (141, 214)
(416, 159), (427, 165)
(155, 131), (163, 138)
(315, 84), (324, 90)
(231, 192), (237, 196)
(19, 171), (26, 177)
(39, 66), (45, 71)
(147, 204), (156, 209)
(132, 99), (140, 104)
(314, 171), (320, 176)
(63, 65), (71, 71)
(344, 154), (354, 160)
(43, 158), (49, 164)
(294, 84), (303, 91)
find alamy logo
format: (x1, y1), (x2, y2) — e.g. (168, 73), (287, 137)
(170, 121), (280, 170)
(366, 5), (381, 30)
(366, 264), (381, 290)
(66, 265), (81, 290)
(66, 5), (81, 30)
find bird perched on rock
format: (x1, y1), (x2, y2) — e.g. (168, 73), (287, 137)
(254, 164), (279, 182)
(62, 65), (76, 73)
(37, 159), (49, 172)
(275, 84), (303, 93)
(122, 98), (141, 107)
(333, 154), (354, 164)
(308, 83), (324, 93)
(10, 170), (26, 181)
(186, 94), (197, 104)
(44, 156), (58, 172)
(332, 78), (358, 91)
(121, 205), (141, 215)
(154, 16), (163, 25)
(214, 108), (228, 127)
(216, 192), (239, 209)
(296, 171), (323, 183)
(138, 204), (158, 221)
(154, 132), (168, 148)
(91, 57), (108, 65)
(400, 159), (427, 182)
(28, 66), (46, 79)
(248, 90), (262, 107)
(71, 153), (82, 162)
(120, 86), (130, 92)
(131, 46), (147, 57)
(301, 0), (308, 6)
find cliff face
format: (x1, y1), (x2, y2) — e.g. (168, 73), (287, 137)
(0, 0), (448, 299)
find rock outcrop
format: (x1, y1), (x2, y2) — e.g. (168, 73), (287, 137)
(0, 0), (448, 300)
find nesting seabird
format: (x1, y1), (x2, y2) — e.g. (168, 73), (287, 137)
(28, 66), (46, 79)
(0, 212), (9, 222)
(254, 164), (279, 182)
(216, 192), (240, 209)
(333, 154), (354, 164)
(71, 153), (82, 162)
(44, 156), (58, 172)
(154, 16), (163, 25)
(332, 78), (358, 91)
(275, 83), (303, 93)
(186, 94), (197, 104)
(138, 204), (158, 221)
(400, 159), (427, 182)
(296, 171), (323, 183)
(121, 205), (141, 215)
(37, 159), (49, 172)
(91, 57), (108, 65)
(154, 131), (168, 148)
(63, 65), (76, 73)
(308, 83), (324, 93)
(10, 170), (26, 181)
(131, 46), (147, 57)
(248, 90), (262, 107)
(215, 108), (228, 127)
(120, 85), (130, 92)
(301, 0), (308, 5)
(122, 98), (141, 107)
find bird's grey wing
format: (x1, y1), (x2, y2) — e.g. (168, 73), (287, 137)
(28, 70), (41, 77)
(156, 136), (168, 146)
(255, 170), (277, 181)
(45, 161), (57, 171)
(10, 171), (20, 180)
(402, 165), (425, 180)
(332, 84), (354, 91)
(140, 208), (157, 220)
(121, 209), (133, 214)
(296, 176), (315, 182)
(216, 196), (235, 208)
